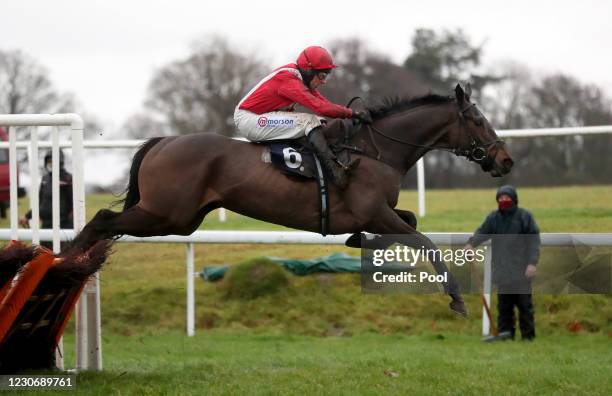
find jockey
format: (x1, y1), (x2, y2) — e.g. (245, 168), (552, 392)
(234, 45), (371, 188)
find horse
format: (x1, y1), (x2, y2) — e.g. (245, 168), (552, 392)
(70, 84), (513, 316)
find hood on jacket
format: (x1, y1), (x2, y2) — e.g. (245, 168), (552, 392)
(496, 185), (518, 204)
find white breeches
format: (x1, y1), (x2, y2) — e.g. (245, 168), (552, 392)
(233, 109), (322, 141)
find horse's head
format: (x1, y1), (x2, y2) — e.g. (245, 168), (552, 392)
(453, 84), (513, 177)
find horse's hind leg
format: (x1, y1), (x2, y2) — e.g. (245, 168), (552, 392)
(70, 205), (171, 252)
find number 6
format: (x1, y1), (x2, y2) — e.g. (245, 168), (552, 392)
(282, 147), (302, 169)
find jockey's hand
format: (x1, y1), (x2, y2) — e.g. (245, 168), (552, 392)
(353, 110), (373, 124)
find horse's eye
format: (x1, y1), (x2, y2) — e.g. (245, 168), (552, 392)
(473, 117), (483, 126)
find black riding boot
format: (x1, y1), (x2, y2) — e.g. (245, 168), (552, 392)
(308, 127), (349, 188)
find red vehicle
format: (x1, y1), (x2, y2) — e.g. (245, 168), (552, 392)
(0, 127), (24, 218)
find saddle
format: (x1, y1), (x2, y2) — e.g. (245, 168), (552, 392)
(254, 120), (361, 236)
(258, 119), (360, 181)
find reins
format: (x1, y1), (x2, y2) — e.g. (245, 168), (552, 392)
(345, 97), (504, 166)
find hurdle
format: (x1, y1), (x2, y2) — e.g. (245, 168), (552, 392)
(0, 114), (101, 371)
(0, 240), (107, 373)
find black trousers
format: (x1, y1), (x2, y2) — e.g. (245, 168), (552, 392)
(497, 293), (535, 340)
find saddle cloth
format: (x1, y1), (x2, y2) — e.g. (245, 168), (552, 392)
(257, 139), (330, 235)
(260, 140), (318, 179)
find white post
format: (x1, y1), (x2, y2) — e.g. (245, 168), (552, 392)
(75, 301), (88, 369)
(218, 208), (226, 222)
(70, 116), (102, 371)
(417, 158), (426, 217)
(86, 276), (102, 370)
(186, 243), (195, 337)
(50, 127), (63, 371)
(482, 245), (492, 336)
(28, 132), (40, 245)
(8, 128), (18, 240)
(72, 118), (88, 370)
(51, 128), (60, 253)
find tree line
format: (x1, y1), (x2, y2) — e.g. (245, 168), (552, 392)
(2, 29), (611, 188)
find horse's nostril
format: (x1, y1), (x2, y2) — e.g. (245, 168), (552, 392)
(503, 158), (514, 169)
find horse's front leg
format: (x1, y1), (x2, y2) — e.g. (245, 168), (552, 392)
(364, 208), (467, 317)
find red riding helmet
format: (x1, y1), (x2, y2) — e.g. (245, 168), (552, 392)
(296, 46), (337, 70)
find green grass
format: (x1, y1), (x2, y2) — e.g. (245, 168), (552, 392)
(31, 332), (612, 395)
(3, 186), (612, 394)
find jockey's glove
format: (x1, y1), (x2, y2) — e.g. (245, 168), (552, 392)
(353, 110), (373, 124)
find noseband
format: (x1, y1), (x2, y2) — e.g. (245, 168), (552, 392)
(455, 102), (504, 165)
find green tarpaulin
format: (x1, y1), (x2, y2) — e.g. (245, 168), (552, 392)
(200, 252), (361, 282)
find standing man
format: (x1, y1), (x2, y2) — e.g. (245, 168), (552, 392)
(464, 185), (541, 341)
(19, 149), (73, 250)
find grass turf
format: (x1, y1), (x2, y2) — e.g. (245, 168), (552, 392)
(28, 332), (611, 396)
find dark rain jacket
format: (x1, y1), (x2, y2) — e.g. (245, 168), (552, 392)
(468, 186), (541, 286)
(25, 168), (73, 229)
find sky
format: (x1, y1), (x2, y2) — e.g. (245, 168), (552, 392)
(2, 0), (612, 185)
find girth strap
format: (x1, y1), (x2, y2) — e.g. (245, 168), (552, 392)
(312, 154), (330, 236)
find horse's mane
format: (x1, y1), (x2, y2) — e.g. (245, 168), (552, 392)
(367, 94), (454, 120)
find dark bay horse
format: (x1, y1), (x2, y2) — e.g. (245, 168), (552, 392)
(71, 84), (513, 316)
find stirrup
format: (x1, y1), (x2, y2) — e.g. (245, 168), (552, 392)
(334, 157), (361, 172)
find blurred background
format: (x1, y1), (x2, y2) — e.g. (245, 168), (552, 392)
(1, 0), (611, 192)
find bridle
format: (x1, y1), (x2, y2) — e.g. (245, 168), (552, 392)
(455, 102), (505, 165)
(352, 98), (505, 166)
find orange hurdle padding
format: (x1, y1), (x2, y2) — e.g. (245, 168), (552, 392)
(0, 251), (56, 343)
(0, 279), (13, 306)
(50, 275), (89, 346)
(0, 241), (36, 302)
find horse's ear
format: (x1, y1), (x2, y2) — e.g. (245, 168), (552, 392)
(465, 83), (472, 99)
(455, 84), (465, 103)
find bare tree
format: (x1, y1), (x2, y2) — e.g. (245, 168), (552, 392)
(123, 113), (173, 139)
(460, 70), (612, 187)
(323, 38), (427, 106)
(0, 50), (73, 113)
(0, 49), (77, 142)
(521, 74), (612, 184)
(403, 28), (493, 94)
(481, 62), (534, 129)
(144, 37), (268, 137)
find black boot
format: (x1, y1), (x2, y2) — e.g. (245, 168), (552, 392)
(308, 127), (349, 188)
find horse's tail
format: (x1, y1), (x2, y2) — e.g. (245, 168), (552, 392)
(117, 137), (165, 211)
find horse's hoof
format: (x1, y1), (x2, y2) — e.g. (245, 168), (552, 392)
(450, 299), (468, 317)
